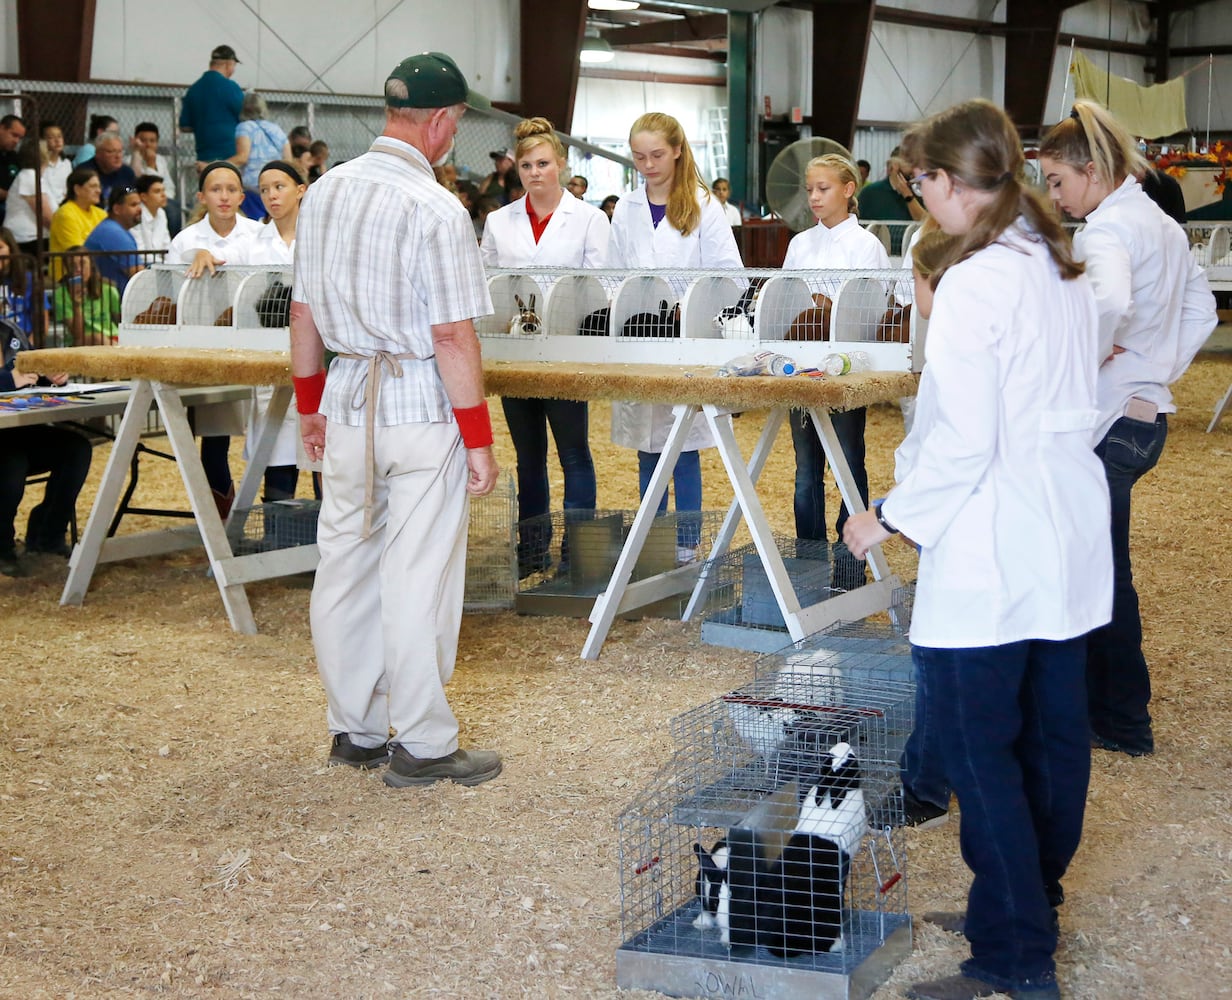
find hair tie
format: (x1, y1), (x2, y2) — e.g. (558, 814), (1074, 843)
(1069, 107), (1080, 121)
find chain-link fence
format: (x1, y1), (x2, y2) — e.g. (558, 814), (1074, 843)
(0, 79), (634, 207)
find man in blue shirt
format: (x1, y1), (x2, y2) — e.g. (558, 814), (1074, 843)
(81, 132), (137, 208)
(84, 187), (144, 296)
(180, 45), (245, 170)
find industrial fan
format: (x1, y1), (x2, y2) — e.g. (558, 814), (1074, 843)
(765, 136), (855, 232)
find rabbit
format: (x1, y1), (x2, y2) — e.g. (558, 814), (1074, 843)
(797, 741), (868, 858)
(763, 827), (846, 956)
(692, 839), (730, 930)
(621, 299), (679, 338)
(508, 293), (540, 335)
(726, 697), (798, 764)
(714, 280), (764, 338)
(577, 306), (610, 336)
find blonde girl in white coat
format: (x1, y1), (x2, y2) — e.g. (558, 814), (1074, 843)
(481, 117), (610, 577)
(1039, 101), (1217, 758)
(844, 100), (1111, 1000)
(607, 112), (743, 556)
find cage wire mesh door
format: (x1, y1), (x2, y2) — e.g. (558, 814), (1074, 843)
(616, 618), (916, 1000)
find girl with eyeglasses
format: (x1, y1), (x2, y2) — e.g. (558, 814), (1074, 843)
(844, 99), (1113, 1000)
(1038, 100), (1217, 759)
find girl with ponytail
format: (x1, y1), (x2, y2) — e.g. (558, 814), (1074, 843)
(844, 99), (1113, 1000)
(606, 112), (743, 555)
(1039, 99), (1217, 760)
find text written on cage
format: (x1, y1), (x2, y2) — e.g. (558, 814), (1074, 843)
(694, 969), (766, 997)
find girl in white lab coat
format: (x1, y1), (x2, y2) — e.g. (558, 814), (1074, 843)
(844, 100), (1112, 1000)
(607, 112), (743, 556)
(481, 117), (609, 577)
(167, 161), (263, 516)
(1039, 101), (1217, 757)
(781, 153), (890, 590)
(226, 160), (308, 501)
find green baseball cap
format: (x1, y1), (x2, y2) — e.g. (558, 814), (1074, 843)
(384, 52), (490, 111)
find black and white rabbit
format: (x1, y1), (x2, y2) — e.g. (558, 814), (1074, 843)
(798, 740), (867, 858)
(692, 839), (730, 930)
(508, 293), (540, 335)
(726, 696), (799, 765)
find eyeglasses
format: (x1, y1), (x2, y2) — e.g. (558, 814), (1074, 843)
(908, 171), (937, 199)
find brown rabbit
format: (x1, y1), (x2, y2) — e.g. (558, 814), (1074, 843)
(131, 296), (177, 325)
(785, 293), (832, 342)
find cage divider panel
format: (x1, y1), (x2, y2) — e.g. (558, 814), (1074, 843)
(680, 275), (745, 342)
(751, 275), (815, 342)
(830, 277), (891, 344)
(543, 273), (611, 337)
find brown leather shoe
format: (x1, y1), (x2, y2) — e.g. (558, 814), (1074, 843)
(212, 484), (236, 520)
(383, 745), (502, 788)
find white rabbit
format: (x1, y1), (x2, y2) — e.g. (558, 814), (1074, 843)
(726, 698), (797, 763)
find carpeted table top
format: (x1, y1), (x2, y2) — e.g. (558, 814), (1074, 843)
(19, 347), (918, 411)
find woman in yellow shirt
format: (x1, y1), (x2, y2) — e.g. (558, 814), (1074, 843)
(49, 167), (106, 279)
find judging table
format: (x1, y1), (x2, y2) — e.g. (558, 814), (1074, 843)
(20, 348), (918, 653)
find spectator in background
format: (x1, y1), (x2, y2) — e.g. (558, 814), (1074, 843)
(289, 125), (311, 148)
(566, 174), (588, 199)
(0, 226), (38, 334)
(1140, 165), (1187, 226)
(0, 114), (26, 227)
(600, 194), (618, 220)
(290, 142), (314, 183)
(7, 138), (54, 254)
(41, 122), (72, 205)
(856, 147), (925, 253)
(231, 92), (291, 218)
(857, 158), (871, 187)
(180, 44), (244, 169)
(480, 148), (515, 205)
(84, 185), (144, 296)
(53, 247), (120, 345)
(49, 168), (106, 280)
(134, 174), (171, 252)
(472, 194), (499, 242)
(505, 166), (524, 204)
(82, 132), (137, 208)
(72, 114), (116, 167)
(129, 121), (181, 234)
(308, 140), (329, 182)
(434, 163), (459, 191)
(711, 176), (741, 226)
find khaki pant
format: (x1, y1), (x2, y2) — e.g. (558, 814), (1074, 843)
(311, 420), (469, 758)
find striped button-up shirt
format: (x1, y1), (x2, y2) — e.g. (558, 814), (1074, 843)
(293, 136), (492, 427)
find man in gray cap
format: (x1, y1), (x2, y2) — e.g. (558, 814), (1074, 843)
(291, 52), (502, 788)
(179, 45), (244, 169)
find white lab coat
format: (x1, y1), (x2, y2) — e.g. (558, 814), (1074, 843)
(167, 215), (264, 435)
(480, 190), (609, 269)
(607, 185), (744, 452)
(1072, 176), (1217, 442)
(883, 220), (1112, 648)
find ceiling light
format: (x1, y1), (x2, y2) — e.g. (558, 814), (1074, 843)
(580, 30), (616, 64)
(589, 0), (639, 10)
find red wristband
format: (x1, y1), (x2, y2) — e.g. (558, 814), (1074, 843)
(293, 370), (327, 415)
(453, 402), (494, 449)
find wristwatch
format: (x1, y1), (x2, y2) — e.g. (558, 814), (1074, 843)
(874, 501), (899, 535)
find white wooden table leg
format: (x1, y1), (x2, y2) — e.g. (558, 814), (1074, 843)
(233, 385), (291, 513)
(682, 407), (786, 622)
(1207, 382), (1232, 433)
(581, 404), (697, 660)
(152, 381), (258, 635)
(705, 406), (810, 642)
(61, 381), (154, 607)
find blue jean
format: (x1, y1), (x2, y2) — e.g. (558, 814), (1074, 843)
(790, 406), (868, 542)
(502, 396), (596, 566)
(900, 652), (951, 811)
(1087, 415), (1167, 747)
(915, 637), (1089, 991)
(637, 449), (701, 547)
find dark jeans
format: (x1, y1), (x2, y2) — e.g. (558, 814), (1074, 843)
(915, 637), (1089, 991)
(263, 465), (299, 502)
(637, 448), (701, 547)
(790, 406), (868, 542)
(200, 435), (233, 496)
(1087, 415), (1167, 747)
(0, 425), (93, 553)
(502, 396), (596, 569)
(901, 650), (951, 811)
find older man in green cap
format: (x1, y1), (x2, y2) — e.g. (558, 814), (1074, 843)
(290, 52), (502, 788)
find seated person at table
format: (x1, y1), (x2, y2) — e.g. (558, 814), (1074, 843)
(52, 249), (120, 345)
(0, 315), (92, 575)
(134, 174), (171, 252)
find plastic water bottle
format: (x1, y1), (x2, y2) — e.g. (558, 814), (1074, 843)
(822, 351), (872, 376)
(716, 351), (797, 377)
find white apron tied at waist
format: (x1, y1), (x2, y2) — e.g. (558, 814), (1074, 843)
(336, 349), (436, 538)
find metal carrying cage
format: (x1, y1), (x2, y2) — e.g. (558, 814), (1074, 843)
(617, 654), (915, 1000)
